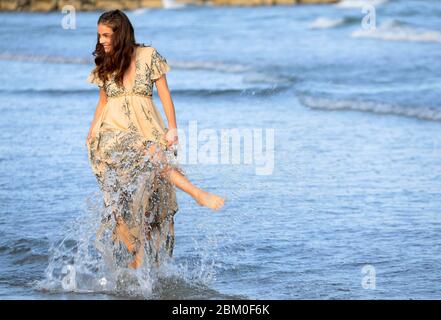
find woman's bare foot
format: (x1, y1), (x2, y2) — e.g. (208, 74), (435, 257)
(115, 217), (135, 253)
(194, 189), (225, 210)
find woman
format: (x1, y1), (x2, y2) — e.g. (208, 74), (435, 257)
(85, 10), (225, 270)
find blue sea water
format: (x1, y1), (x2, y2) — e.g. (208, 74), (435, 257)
(0, 0), (441, 299)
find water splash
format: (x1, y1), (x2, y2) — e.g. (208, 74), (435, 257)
(35, 134), (229, 298)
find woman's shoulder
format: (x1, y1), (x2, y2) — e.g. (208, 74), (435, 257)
(137, 44), (156, 58)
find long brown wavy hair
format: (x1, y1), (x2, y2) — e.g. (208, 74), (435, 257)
(91, 10), (151, 88)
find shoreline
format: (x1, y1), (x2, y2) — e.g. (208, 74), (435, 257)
(0, 0), (340, 12)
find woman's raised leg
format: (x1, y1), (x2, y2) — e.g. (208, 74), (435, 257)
(147, 143), (225, 211)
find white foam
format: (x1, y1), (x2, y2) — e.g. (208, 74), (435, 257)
(351, 21), (441, 43)
(336, 0), (388, 9)
(299, 95), (441, 121)
(309, 17), (345, 29)
(131, 8), (152, 15)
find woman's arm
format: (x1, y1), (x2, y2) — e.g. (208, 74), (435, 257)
(87, 88), (107, 142)
(155, 74), (177, 130)
(155, 74), (179, 147)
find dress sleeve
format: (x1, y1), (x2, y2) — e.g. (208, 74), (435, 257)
(87, 69), (104, 89)
(150, 48), (171, 81)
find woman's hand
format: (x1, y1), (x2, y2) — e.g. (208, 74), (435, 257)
(165, 127), (178, 147)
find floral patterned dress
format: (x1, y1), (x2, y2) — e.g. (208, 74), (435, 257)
(86, 44), (182, 268)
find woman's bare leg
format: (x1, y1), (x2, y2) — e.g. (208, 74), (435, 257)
(113, 216), (144, 269)
(166, 168), (225, 211)
(128, 246), (144, 269)
(114, 216), (135, 253)
(147, 143), (225, 211)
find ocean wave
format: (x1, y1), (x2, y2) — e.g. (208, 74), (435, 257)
(243, 72), (297, 85)
(172, 86), (290, 98)
(162, 0), (187, 9)
(173, 60), (252, 73)
(309, 17), (346, 29)
(0, 237), (49, 254)
(299, 95), (441, 122)
(132, 0), (186, 11)
(336, 0), (388, 9)
(0, 53), (254, 77)
(351, 20), (441, 43)
(0, 86), (288, 98)
(0, 237), (49, 267)
(0, 53), (91, 64)
(0, 88), (94, 95)
(308, 16), (359, 29)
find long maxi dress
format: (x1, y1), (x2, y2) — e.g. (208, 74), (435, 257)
(86, 44), (182, 268)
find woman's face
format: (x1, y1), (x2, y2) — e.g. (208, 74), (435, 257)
(98, 23), (113, 53)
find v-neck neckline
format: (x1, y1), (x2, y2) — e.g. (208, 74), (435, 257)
(122, 46), (139, 93)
